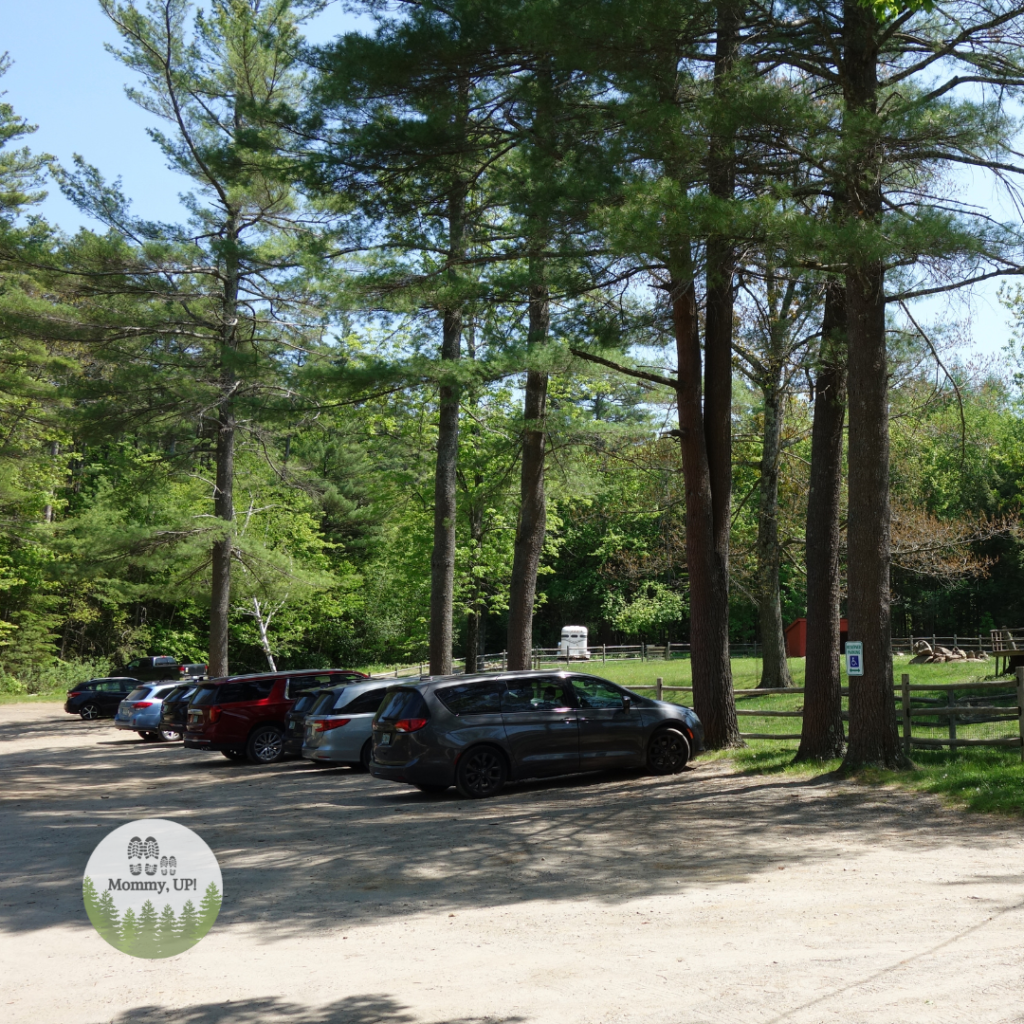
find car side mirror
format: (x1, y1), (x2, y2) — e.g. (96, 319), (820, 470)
(621, 695), (631, 711)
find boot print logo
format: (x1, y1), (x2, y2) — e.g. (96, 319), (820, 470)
(84, 819), (222, 959)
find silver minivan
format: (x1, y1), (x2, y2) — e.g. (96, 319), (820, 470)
(301, 679), (392, 770)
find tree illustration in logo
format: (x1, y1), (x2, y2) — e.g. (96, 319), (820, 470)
(83, 877), (120, 946)
(119, 907), (139, 956)
(176, 899), (200, 946)
(83, 877), (222, 958)
(135, 900), (160, 957)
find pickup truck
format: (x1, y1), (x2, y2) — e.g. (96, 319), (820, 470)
(110, 655), (207, 682)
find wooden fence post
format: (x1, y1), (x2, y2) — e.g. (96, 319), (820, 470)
(502, 650), (506, 671)
(901, 673), (911, 757)
(666, 641), (671, 660)
(947, 689), (957, 755)
(656, 677), (663, 701)
(602, 644), (606, 663)
(1016, 667), (1024, 762)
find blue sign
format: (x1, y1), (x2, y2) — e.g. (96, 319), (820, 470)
(846, 641), (864, 677)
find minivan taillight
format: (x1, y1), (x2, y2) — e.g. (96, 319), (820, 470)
(209, 706), (222, 723)
(311, 718), (350, 733)
(393, 717), (428, 733)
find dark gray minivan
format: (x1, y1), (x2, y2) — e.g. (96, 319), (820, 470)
(369, 670), (703, 799)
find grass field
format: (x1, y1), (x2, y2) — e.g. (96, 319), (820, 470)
(586, 654), (1024, 815)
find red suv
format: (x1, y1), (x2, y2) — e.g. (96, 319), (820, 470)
(184, 670), (368, 764)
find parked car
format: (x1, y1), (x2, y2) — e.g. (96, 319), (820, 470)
(158, 683), (198, 740)
(283, 673), (375, 758)
(283, 689), (327, 759)
(301, 679), (394, 769)
(282, 672), (373, 757)
(109, 655), (207, 682)
(184, 669), (369, 764)
(64, 677), (141, 720)
(369, 670), (704, 799)
(113, 682), (184, 741)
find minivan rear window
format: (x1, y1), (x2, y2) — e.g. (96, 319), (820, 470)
(435, 682), (503, 716)
(375, 689), (429, 723)
(338, 687), (388, 714)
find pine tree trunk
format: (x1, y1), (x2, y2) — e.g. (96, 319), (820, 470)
(840, 0), (906, 769)
(209, 218), (238, 680)
(507, 271), (550, 671)
(465, 490), (484, 674)
(672, 265), (741, 748)
(682, 2), (739, 745)
(428, 179), (465, 676)
(797, 280), (847, 760)
(209, 391), (234, 678)
(755, 383), (792, 689)
(428, 303), (461, 676)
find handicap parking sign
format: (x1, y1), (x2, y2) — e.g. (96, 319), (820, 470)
(846, 641), (864, 677)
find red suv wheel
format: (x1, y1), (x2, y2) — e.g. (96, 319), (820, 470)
(247, 725), (285, 764)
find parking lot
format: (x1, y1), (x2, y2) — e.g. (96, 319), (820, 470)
(2, 702), (1024, 1024)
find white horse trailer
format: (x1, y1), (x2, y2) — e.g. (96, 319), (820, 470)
(558, 626), (590, 660)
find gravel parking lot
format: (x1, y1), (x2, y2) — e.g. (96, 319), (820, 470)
(2, 702), (1024, 1024)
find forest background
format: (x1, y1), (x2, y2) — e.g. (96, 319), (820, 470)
(1, 0), (1024, 736)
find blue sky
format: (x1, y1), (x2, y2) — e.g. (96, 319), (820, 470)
(2, 0), (1019, 364)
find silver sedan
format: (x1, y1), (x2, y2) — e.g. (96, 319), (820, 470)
(302, 679), (392, 770)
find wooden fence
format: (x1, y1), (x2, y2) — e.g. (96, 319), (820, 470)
(629, 669), (1024, 756)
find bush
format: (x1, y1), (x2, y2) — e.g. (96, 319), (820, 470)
(11, 657), (114, 696)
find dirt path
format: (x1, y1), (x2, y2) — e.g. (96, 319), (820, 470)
(1, 702), (1023, 1024)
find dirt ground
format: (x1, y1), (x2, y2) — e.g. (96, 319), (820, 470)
(2, 703), (1024, 1024)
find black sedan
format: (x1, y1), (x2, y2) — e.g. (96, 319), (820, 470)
(369, 670), (703, 799)
(64, 677), (141, 720)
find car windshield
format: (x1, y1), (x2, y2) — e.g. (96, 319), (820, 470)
(126, 687), (152, 701)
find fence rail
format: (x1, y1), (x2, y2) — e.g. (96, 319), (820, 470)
(626, 672), (1024, 755)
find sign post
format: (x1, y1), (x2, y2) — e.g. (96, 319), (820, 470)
(845, 641), (864, 677)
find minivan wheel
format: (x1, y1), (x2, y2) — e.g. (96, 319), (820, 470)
(246, 726), (285, 765)
(647, 727), (691, 775)
(358, 739), (372, 773)
(158, 728), (182, 742)
(455, 746), (507, 799)
(79, 703), (101, 721)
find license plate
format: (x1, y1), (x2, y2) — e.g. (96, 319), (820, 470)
(379, 733), (391, 746)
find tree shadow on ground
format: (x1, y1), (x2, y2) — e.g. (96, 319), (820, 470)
(101, 995), (524, 1024)
(0, 706), (1016, 943)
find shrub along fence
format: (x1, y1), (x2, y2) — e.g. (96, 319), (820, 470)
(627, 669), (1024, 757)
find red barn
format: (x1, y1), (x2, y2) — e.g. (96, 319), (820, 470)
(784, 618), (848, 657)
